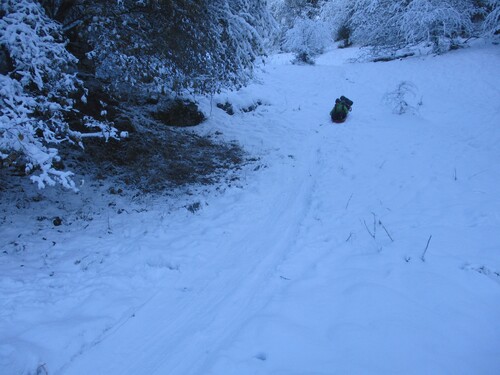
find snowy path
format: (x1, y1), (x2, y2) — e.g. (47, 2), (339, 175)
(62, 130), (322, 374)
(65, 45), (500, 375)
(2, 44), (500, 375)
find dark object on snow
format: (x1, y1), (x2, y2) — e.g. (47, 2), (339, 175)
(241, 100), (263, 113)
(153, 99), (205, 127)
(330, 96), (353, 123)
(340, 95), (353, 108)
(53, 217), (62, 226)
(372, 53), (415, 63)
(217, 101), (235, 116)
(336, 25), (352, 49)
(292, 52), (315, 65)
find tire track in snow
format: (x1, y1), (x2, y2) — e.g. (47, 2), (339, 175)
(61, 131), (324, 375)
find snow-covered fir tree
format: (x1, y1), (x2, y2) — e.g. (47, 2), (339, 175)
(49, 0), (274, 98)
(2, 0), (496, 189)
(278, 0), (499, 54)
(320, 0), (477, 52)
(1, 0), (274, 189)
(270, 0), (329, 61)
(0, 0), (117, 190)
(482, 0), (500, 37)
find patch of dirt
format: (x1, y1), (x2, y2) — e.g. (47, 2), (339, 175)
(0, 106), (257, 231)
(58, 109), (252, 195)
(216, 101), (235, 116)
(152, 99), (205, 127)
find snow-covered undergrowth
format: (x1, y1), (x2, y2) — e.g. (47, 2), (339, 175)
(1, 41), (499, 375)
(0, 0), (119, 191)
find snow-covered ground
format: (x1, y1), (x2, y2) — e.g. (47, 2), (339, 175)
(1, 41), (500, 375)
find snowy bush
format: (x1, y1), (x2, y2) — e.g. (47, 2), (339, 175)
(320, 0), (355, 45)
(321, 0), (476, 52)
(0, 0), (117, 190)
(399, 0), (474, 52)
(383, 81), (422, 115)
(278, 0), (496, 54)
(351, 1), (403, 48)
(75, 0), (273, 97)
(269, 0), (330, 54)
(482, 0), (500, 37)
(283, 16), (331, 59)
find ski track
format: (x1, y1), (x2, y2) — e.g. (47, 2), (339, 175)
(62, 107), (325, 374)
(61, 44), (344, 375)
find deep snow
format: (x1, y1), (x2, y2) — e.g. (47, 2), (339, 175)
(1, 41), (500, 375)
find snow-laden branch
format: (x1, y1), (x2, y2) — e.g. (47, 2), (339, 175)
(317, 0), (478, 52)
(483, 0), (500, 37)
(1, 0), (119, 191)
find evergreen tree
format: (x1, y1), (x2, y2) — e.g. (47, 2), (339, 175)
(49, 0), (273, 97)
(482, 0), (500, 37)
(1, 0), (274, 189)
(1, 0), (117, 190)
(270, 0), (329, 59)
(321, 0), (480, 52)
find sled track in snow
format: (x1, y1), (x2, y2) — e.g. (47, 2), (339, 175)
(62, 132), (323, 375)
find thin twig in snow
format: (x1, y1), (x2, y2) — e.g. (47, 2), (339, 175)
(107, 213), (112, 234)
(363, 219), (375, 239)
(468, 169), (488, 180)
(372, 212), (377, 238)
(379, 220), (394, 242)
(345, 193), (353, 209)
(421, 235), (433, 262)
(379, 200), (392, 212)
(346, 232), (353, 242)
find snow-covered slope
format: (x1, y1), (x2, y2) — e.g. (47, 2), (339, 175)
(1, 42), (499, 375)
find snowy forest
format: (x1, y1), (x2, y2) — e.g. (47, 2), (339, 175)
(1, 0), (499, 189)
(1, 1), (500, 375)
